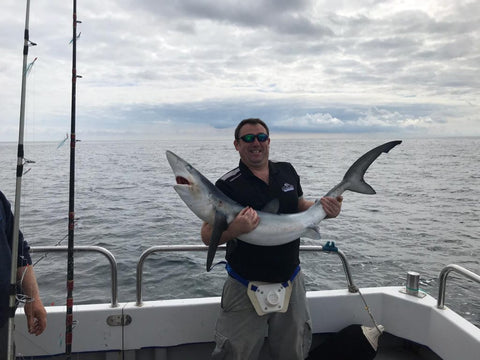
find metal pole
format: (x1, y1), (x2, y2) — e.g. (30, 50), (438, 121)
(65, 0), (80, 356)
(437, 264), (480, 309)
(30, 246), (119, 307)
(7, 1), (35, 359)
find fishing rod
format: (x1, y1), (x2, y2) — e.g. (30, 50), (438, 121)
(7, 0), (36, 359)
(65, 0), (81, 357)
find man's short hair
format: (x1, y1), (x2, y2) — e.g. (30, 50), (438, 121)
(234, 118), (270, 139)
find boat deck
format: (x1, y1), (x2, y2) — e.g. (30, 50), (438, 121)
(375, 333), (441, 360)
(15, 333), (441, 360)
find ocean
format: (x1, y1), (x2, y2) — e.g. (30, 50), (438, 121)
(0, 137), (479, 326)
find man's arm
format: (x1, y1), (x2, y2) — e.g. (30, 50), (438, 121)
(200, 196), (342, 245)
(17, 265), (47, 336)
(200, 207), (259, 246)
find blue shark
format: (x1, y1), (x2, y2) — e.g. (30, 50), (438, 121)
(166, 140), (401, 271)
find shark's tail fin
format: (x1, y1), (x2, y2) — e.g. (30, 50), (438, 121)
(326, 140), (402, 197)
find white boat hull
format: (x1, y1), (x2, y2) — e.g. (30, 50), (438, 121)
(15, 286), (480, 359)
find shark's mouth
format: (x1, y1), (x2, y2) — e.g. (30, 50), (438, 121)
(176, 176), (190, 185)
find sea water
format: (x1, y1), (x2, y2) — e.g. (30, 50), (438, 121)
(0, 137), (478, 326)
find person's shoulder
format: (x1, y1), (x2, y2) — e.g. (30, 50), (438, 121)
(270, 160), (296, 172)
(270, 159), (293, 166)
(0, 190), (9, 210)
(218, 167), (242, 183)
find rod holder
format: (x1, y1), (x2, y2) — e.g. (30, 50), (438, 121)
(406, 271), (420, 295)
(400, 271), (426, 298)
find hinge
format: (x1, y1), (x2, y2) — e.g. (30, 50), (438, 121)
(106, 314), (132, 326)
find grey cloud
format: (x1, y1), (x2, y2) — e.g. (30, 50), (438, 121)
(131, 0), (331, 37)
(78, 97), (453, 137)
(1, 0), (478, 141)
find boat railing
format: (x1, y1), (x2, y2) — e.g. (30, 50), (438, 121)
(27, 247), (480, 312)
(437, 264), (480, 309)
(30, 246), (118, 308)
(135, 244), (357, 306)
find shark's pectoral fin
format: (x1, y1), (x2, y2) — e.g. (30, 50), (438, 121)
(302, 226), (322, 240)
(262, 199), (280, 214)
(206, 211), (229, 272)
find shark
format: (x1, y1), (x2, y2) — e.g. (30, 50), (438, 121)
(166, 140), (402, 271)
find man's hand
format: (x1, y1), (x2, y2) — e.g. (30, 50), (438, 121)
(320, 196), (343, 218)
(24, 298), (47, 336)
(228, 206), (260, 237)
(18, 265), (47, 336)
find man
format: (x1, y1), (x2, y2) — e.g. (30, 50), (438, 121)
(201, 118), (342, 359)
(0, 190), (47, 357)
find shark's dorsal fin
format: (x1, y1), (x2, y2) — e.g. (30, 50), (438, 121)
(262, 199), (280, 214)
(206, 211), (228, 272)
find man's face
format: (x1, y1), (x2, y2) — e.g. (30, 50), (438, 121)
(234, 123), (270, 169)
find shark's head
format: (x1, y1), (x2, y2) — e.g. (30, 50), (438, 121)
(166, 150), (234, 271)
(166, 150), (197, 187)
(166, 150), (220, 225)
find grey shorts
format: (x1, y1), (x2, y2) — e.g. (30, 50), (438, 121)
(212, 271), (312, 360)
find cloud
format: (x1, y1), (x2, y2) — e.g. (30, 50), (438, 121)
(0, 0), (479, 141)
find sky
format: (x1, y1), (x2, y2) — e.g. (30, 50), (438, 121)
(1, 0), (479, 141)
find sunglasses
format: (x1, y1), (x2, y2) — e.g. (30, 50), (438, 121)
(238, 133), (269, 143)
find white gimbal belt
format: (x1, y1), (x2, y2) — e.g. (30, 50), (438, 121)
(226, 263), (300, 316)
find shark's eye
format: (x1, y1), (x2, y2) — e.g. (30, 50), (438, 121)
(176, 176), (190, 185)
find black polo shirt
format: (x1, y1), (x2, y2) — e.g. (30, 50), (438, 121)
(216, 160), (303, 282)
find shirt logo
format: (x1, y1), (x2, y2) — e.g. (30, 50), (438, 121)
(282, 183), (294, 192)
